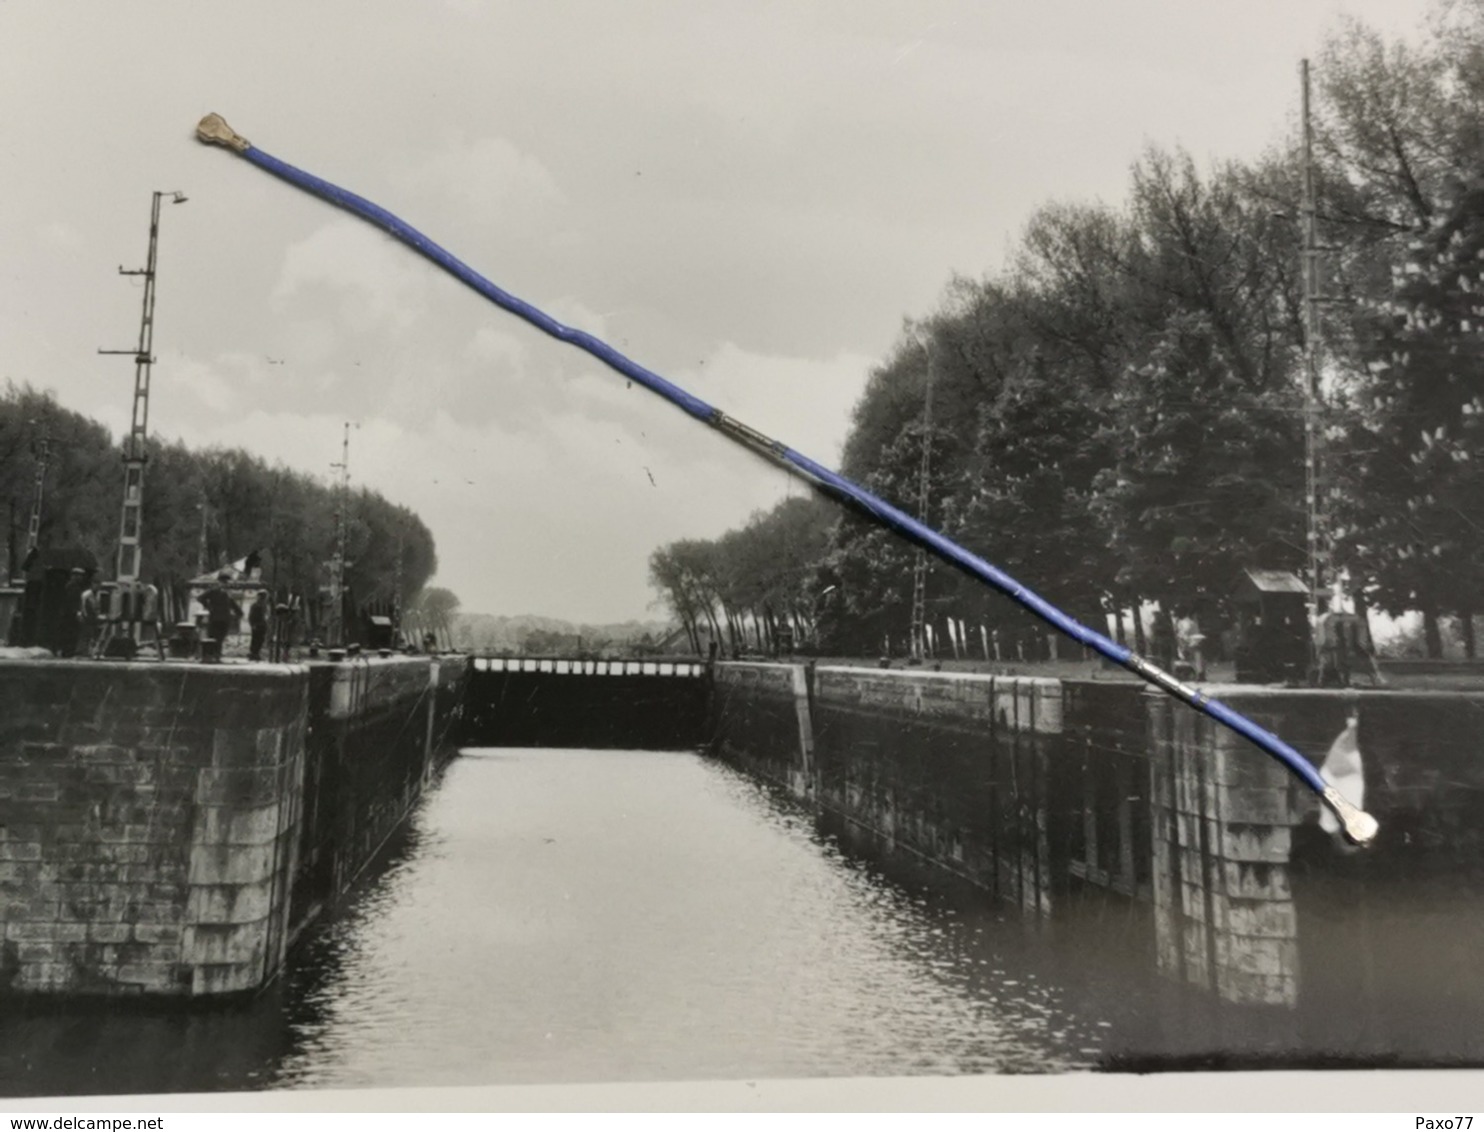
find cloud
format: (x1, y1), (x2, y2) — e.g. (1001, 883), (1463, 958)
(391, 134), (564, 220)
(684, 341), (875, 464)
(465, 326), (528, 370)
(271, 219), (435, 336)
(11, 0), (1438, 622)
(168, 357), (244, 415)
(168, 338), (871, 621)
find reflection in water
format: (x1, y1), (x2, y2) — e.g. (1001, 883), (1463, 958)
(1, 749), (1113, 1098)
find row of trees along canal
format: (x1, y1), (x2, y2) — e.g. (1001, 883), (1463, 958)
(0, 381), (452, 638)
(651, 8), (1484, 662)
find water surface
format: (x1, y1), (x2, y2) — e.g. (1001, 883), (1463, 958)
(1, 748), (1109, 1097)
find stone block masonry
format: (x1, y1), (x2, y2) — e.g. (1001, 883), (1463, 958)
(0, 659), (307, 996)
(0, 654), (466, 998)
(812, 667), (1061, 917)
(1155, 686), (1484, 1061)
(1148, 691), (1302, 1009)
(290, 656), (464, 936)
(709, 664), (1063, 916)
(707, 662), (806, 794)
(708, 661), (1484, 1062)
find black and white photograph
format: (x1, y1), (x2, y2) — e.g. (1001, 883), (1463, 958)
(1, 0), (1482, 1113)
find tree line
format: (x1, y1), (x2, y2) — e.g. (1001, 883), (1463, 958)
(0, 383), (441, 635)
(651, 5), (1484, 661)
(649, 495), (834, 656)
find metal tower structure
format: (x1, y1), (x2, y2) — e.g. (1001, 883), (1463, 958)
(99, 190), (188, 586)
(392, 528), (405, 641)
(195, 490), (210, 578)
(908, 332), (935, 662)
(23, 421), (52, 564)
(327, 421), (353, 646)
(1299, 60), (1334, 653)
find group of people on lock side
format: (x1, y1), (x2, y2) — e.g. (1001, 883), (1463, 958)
(56, 567), (162, 659)
(24, 552), (425, 664)
(197, 571), (271, 661)
(21, 563), (302, 664)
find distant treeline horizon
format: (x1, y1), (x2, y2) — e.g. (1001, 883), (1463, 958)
(451, 610), (677, 656)
(650, 5), (1484, 661)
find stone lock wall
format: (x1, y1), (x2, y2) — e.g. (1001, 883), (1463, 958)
(814, 667), (1062, 916)
(1152, 686), (1484, 1059)
(0, 654), (466, 999)
(1148, 691), (1302, 1008)
(290, 656), (464, 937)
(708, 663), (1066, 916)
(709, 660), (1484, 1054)
(707, 662), (812, 797)
(0, 660), (307, 996)
(1059, 680), (1153, 902)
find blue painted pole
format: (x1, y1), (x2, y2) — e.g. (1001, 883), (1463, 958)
(194, 113), (1377, 846)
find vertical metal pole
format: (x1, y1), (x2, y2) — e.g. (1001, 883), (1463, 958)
(328, 421), (350, 646)
(24, 425), (52, 558)
(118, 192), (162, 584)
(1300, 59), (1331, 672)
(909, 333), (935, 662)
(101, 191), (187, 587)
(195, 490), (209, 577)
(392, 528), (404, 641)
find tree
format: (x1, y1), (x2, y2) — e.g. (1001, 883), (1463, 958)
(1093, 312), (1307, 623)
(642, 1), (1484, 660)
(648, 497), (838, 656)
(411, 585), (461, 626)
(0, 382), (439, 627)
(1339, 177), (1484, 654)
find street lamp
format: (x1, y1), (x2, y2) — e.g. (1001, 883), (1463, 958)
(94, 190), (187, 659)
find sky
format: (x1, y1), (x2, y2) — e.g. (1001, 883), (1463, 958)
(0, 0), (1435, 622)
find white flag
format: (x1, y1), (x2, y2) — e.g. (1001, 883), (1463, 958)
(1319, 713), (1365, 837)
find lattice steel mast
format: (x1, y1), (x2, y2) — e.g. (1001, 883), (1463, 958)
(392, 528), (404, 641)
(99, 190), (187, 586)
(909, 332), (935, 662)
(23, 421), (52, 564)
(195, 490), (210, 577)
(327, 421), (352, 646)
(1300, 59), (1336, 668)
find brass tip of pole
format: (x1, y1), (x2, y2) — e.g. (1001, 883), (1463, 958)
(196, 113), (249, 152)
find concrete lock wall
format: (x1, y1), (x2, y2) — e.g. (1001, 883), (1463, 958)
(1149, 691), (1303, 1010)
(289, 656), (465, 940)
(0, 660), (308, 996)
(0, 655), (465, 998)
(709, 663), (1065, 916)
(708, 661), (1484, 1058)
(1153, 686), (1484, 1061)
